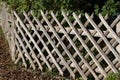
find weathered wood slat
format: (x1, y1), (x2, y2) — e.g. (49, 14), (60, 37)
(1, 6), (120, 79)
(52, 11), (99, 80)
(32, 24), (114, 38)
(62, 14), (94, 72)
(25, 24), (52, 70)
(41, 11), (88, 79)
(23, 11), (63, 75)
(13, 28), (36, 69)
(85, 13), (120, 63)
(31, 11), (75, 78)
(83, 15), (119, 75)
(14, 11), (52, 70)
(73, 13), (118, 73)
(62, 11), (107, 77)
(14, 40), (27, 68)
(15, 21), (43, 70)
(99, 14), (120, 44)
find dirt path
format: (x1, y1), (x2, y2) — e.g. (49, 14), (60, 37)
(0, 35), (38, 80)
(0, 32), (70, 80)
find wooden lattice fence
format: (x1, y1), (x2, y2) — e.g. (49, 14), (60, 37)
(0, 3), (120, 80)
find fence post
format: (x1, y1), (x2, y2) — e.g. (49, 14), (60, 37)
(0, 2), (16, 61)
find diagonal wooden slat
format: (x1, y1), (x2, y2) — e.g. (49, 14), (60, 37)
(14, 11), (52, 70)
(61, 14), (94, 72)
(99, 14), (120, 44)
(73, 13), (118, 73)
(62, 11), (107, 77)
(85, 15), (120, 75)
(41, 10), (88, 79)
(85, 13), (120, 63)
(52, 11), (99, 80)
(15, 20), (43, 70)
(31, 11), (75, 78)
(14, 38), (27, 68)
(23, 11), (63, 75)
(1, 7), (120, 79)
(13, 28), (36, 69)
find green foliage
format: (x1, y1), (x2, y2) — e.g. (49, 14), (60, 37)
(2, 0), (81, 17)
(95, 0), (120, 16)
(2, 0), (120, 17)
(3, 0), (76, 11)
(104, 72), (120, 80)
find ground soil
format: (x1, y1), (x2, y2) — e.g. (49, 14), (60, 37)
(0, 34), (69, 80)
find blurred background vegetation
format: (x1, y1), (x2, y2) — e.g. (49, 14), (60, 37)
(1, 0), (120, 17)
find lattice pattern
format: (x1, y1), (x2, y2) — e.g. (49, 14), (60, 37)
(1, 8), (120, 79)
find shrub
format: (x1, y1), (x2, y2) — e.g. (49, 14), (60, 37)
(2, 0), (120, 17)
(94, 0), (120, 16)
(104, 72), (120, 80)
